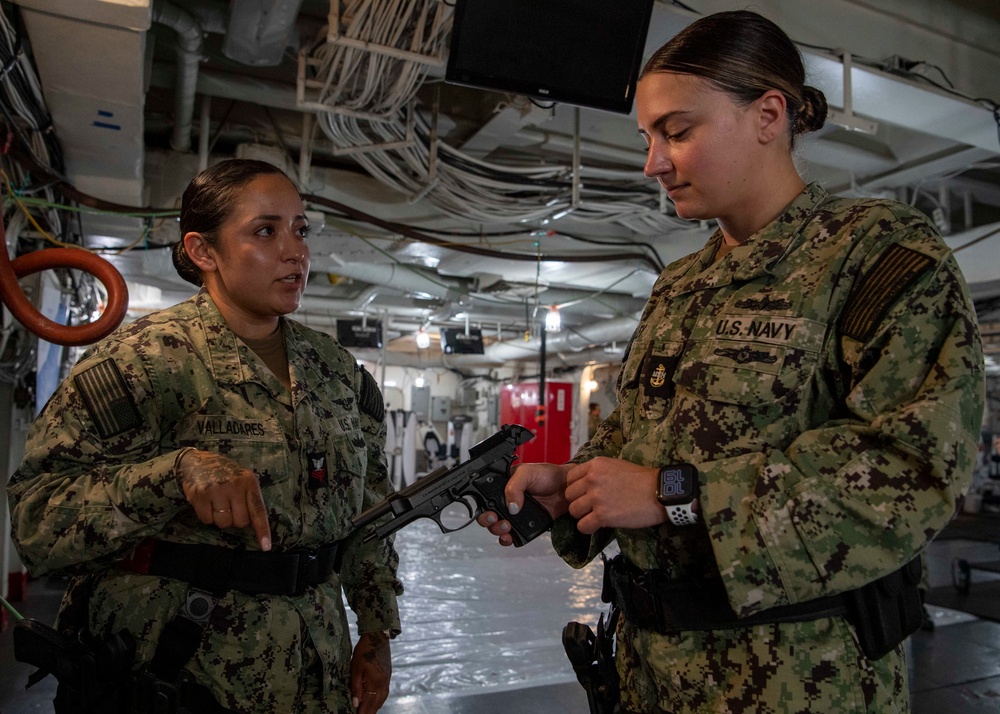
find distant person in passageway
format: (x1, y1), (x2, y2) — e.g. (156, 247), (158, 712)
(587, 402), (602, 440)
(480, 9), (984, 713)
(7, 159), (401, 714)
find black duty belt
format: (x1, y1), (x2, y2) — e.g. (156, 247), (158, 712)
(605, 553), (848, 634)
(119, 539), (342, 597)
(604, 553), (924, 660)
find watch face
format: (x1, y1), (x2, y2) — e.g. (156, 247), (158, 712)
(658, 465), (696, 504)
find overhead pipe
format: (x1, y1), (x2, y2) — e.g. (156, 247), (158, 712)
(152, 1), (203, 152)
(321, 261), (471, 301)
(347, 344), (625, 369)
(483, 314), (641, 363)
(198, 94), (211, 171)
(318, 261), (648, 317)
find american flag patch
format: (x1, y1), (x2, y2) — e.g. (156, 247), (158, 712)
(840, 244), (934, 342)
(74, 359), (143, 439)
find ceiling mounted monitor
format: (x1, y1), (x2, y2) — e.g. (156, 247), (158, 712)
(445, 0), (655, 115)
(440, 327), (485, 355)
(336, 320), (383, 349)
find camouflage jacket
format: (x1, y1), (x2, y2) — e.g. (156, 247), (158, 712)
(7, 291), (402, 712)
(552, 184), (985, 710)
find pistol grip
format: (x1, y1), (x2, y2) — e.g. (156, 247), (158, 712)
(472, 467), (553, 546)
(505, 493), (553, 547)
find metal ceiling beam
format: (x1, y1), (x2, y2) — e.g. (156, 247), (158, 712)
(854, 147), (999, 193)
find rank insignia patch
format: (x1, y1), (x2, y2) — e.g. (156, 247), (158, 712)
(74, 359), (143, 439)
(640, 350), (679, 401)
(308, 452), (328, 489)
(840, 244), (934, 342)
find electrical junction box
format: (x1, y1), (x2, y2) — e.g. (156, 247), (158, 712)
(431, 396), (452, 422)
(411, 386), (430, 422)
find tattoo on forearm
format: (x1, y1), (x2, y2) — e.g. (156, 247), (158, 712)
(180, 451), (245, 489)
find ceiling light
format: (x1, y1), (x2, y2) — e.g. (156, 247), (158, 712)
(545, 306), (561, 332)
(415, 327), (430, 349)
(415, 374), (425, 388)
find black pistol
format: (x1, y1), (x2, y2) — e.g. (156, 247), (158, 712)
(352, 423), (552, 547)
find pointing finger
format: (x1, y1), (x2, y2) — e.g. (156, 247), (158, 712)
(245, 482), (271, 551)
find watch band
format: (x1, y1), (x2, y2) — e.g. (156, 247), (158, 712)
(666, 499), (699, 527)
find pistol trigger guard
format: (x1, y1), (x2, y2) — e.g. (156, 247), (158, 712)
(432, 493), (479, 534)
(436, 514), (477, 534)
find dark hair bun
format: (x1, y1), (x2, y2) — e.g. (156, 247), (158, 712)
(795, 85), (828, 134)
(172, 239), (204, 286)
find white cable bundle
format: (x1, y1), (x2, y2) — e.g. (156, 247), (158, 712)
(308, 0), (692, 235)
(312, 0), (450, 120)
(0, 3), (64, 241)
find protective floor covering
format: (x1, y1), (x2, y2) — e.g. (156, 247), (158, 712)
(352, 519), (612, 696)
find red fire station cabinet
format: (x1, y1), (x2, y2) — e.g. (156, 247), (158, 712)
(500, 381), (573, 464)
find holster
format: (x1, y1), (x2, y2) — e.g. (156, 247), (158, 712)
(843, 556), (923, 660)
(562, 604), (621, 714)
(52, 670), (236, 714)
(126, 670), (237, 714)
(13, 618), (135, 712)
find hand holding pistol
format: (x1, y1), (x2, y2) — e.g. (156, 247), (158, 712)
(352, 424), (552, 547)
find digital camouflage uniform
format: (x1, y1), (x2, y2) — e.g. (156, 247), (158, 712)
(552, 184), (985, 713)
(7, 290), (402, 713)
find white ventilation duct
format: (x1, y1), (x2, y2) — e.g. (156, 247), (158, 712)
(484, 314), (641, 363)
(152, 1), (202, 152)
(323, 261), (471, 300)
(11, 0), (150, 240)
(224, 0), (304, 66)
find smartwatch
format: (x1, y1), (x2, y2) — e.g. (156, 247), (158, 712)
(656, 464), (699, 526)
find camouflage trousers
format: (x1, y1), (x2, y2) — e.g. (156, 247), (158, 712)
(616, 616), (908, 713)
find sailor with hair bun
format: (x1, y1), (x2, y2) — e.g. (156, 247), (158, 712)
(481, 10), (985, 713)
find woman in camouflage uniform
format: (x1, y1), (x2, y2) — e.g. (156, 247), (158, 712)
(481, 11), (984, 714)
(7, 159), (402, 713)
